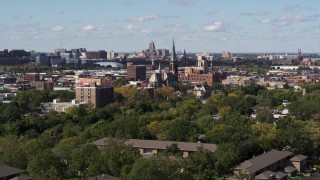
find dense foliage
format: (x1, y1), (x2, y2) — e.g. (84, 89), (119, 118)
(0, 84), (320, 179)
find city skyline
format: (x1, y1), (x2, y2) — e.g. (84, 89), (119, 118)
(0, 0), (319, 53)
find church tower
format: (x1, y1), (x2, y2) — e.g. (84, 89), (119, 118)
(170, 39), (178, 77)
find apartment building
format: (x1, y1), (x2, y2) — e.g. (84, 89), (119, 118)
(75, 82), (114, 108)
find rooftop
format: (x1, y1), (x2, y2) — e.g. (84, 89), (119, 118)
(93, 138), (217, 152)
(235, 149), (293, 174)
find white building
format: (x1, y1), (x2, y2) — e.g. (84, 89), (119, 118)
(41, 99), (86, 113)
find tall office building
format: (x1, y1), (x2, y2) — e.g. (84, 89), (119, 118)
(127, 64), (146, 81)
(149, 41), (156, 51)
(75, 82), (114, 108)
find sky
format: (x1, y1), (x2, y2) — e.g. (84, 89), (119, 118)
(0, 0), (319, 53)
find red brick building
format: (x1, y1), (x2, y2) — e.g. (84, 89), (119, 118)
(179, 68), (226, 86)
(22, 73), (40, 82)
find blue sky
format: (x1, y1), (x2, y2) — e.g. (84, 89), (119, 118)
(0, 0), (319, 53)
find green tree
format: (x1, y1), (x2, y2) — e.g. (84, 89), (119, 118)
(100, 138), (141, 177)
(163, 143), (182, 157)
(113, 78), (129, 87)
(184, 147), (217, 180)
(124, 155), (188, 180)
(0, 135), (27, 169)
(27, 149), (62, 180)
(69, 144), (99, 178)
(214, 143), (241, 179)
(251, 123), (278, 151)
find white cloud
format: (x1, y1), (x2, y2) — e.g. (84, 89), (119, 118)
(82, 25), (96, 31)
(132, 15), (159, 22)
(127, 24), (140, 30)
(203, 22), (228, 32)
(51, 25), (64, 32)
(276, 14), (303, 25)
(260, 18), (272, 24)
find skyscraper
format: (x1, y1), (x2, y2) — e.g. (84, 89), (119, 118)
(149, 41), (156, 51)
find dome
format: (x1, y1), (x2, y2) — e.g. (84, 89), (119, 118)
(95, 62), (124, 68)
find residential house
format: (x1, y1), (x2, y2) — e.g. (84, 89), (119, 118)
(230, 149), (307, 180)
(193, 84), (211, 100)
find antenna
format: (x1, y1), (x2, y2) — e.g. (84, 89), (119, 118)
(60, 39), (62, 49)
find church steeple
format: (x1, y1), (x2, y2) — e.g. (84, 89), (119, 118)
(158, 61), (162, 73)
(170, 38), (178, 77)
(183, 49), (187, 65)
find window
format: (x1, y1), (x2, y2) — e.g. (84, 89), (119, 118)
(143, 148), (153, 154)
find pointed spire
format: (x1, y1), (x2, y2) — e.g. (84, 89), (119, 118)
(170, 38), (176, 66)
(158, 61), (162, 73)
(170, 38), (178, 77)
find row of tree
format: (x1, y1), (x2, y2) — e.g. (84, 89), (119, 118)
(0, 83), (320, 179)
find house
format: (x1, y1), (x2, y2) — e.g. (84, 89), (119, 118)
(290, 155), (308, 172)
(231, 149), (307, 180)
(92, 138), (217, 158)
(193, 85), (211, 100)
(0, 165), (32, 180)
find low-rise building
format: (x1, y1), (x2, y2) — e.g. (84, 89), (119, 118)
(31, 81), (54, 91)
(93, 138), (217, 158)
(41, 99), (87, 113)
(230, 149), (307, 180)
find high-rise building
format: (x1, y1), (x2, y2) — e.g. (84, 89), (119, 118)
(75, 82), (114, 108)
(127, 64), (146, 81)
(86, 50), (107, 59)
(149, 41), (156, 51)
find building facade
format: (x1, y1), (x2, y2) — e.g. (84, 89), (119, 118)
(41, 99), (87, 113)
(31, 81), (54, 91)
(127, 64), (146, 81)
(22, 73), (40, 82)
(75, 83), (114, 108)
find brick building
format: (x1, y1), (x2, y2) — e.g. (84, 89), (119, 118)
(31, 81), (54, 91)
(179, 68), (225, 86)
(127, 64), (146, 81)
(75, 82), (114, 108)
(86, 50), (107, 59)
(22, 73), (40, 82)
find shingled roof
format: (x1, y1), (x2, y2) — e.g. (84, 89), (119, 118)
(255, 170), (275, 180)
(235, 149), (293, 174)
(0, 165), (24, 178)
(290, 155), (308, 162)
(92, 138), (217, 152)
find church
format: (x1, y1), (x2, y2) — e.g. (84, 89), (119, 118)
(149, 39), (179, 88)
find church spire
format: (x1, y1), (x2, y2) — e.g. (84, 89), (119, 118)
(158, 61), (162, 73)
(170, 38), (178, 77)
